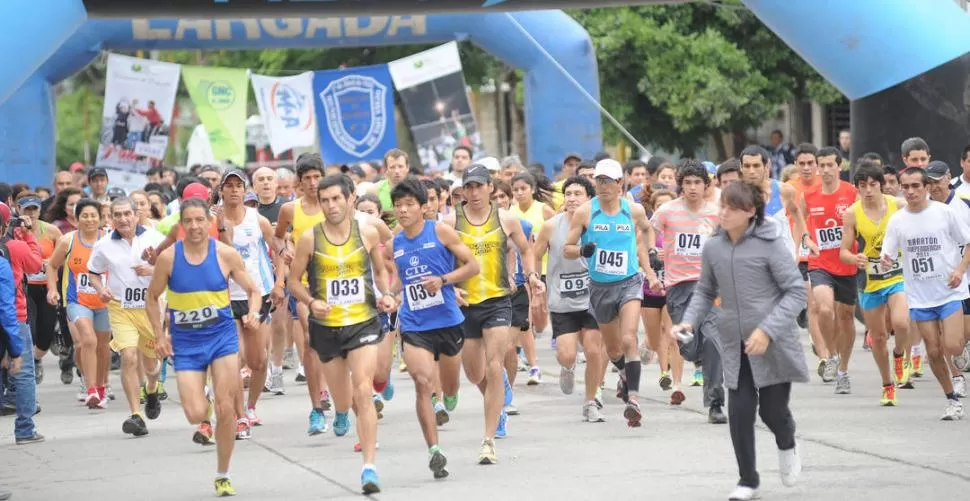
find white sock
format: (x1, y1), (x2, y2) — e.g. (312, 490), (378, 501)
(216, 472), (229, 480)
(270, 364), (282, 375)
(362, 463), (376, 472)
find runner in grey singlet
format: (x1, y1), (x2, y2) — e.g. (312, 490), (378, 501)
(548, 214), (592, 313)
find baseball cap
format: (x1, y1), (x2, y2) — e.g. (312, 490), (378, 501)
(0, 203), (10, 224)
(926, 160), (950, 180)
(563, 152), (583, 163)
(462, 164), (492, 186)
(69, 162), (85, 173)
(702, 161), (718, 179)
(341, 164), (366, 179)
(593, 159), (623, 181)
(477, 157), (501, 173)
(220, 168), (249, 188)
(17, 196), (42, 210)
(87, 167), (108, 180)
(182, 182), (210, 201)
(244, 192), (258, 204)
(107, 187), (127, 200)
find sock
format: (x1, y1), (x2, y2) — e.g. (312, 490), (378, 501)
(883, 383), (893, 389)
(429, 444), (440, 455)
(611, 356), (626, 372)
(624, 357), (641, 394)
(313, 407), (324, 414)
(270, 364), (282, 375)
(362, 463), (376, 472)
(837, 370), (847, 378)
(215, 472), (229, 480)
(893, 350), (903, 358)
(946, 392), (957, 401)
(146, 381), (158, 394)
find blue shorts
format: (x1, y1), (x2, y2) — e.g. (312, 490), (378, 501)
(859, 282), (905, 311)
(287, 293), (299, 320)
(910, 300), (963, 322)
(66, 303), (111, 332)
(171, 325), (239, 372)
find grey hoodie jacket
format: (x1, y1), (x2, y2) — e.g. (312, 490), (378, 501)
(682, 217), (809, 390)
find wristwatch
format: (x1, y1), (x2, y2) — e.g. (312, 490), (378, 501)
(439, 275), (449, 285)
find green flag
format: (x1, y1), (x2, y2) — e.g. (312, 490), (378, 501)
(182, 65), (249, 165)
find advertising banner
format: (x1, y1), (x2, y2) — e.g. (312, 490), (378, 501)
(313, 64), (397, 165)
(251, 71), (316, 156)
(182, 65), (249, 165)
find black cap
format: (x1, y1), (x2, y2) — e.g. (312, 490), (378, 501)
(462, 164), (492, 186)
(87, 167), (108, 180)
(563, 152), (582, 163)
(220, 168), (249, 188)
(107, 187), (126, 200)
(340, 164), (366, 178)
(926, 160), (950, 180)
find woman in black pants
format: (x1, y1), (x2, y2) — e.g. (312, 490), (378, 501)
(673, 182), (809, 501)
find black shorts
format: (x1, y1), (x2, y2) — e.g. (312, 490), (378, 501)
(550, 310), (598, 339)
(230, 295), (273, 324)
(461, 295), (512, 340)
(510, 287), (530, 331)
(641, 294), (666, 309)
(401, 325), (464, 361)
(798, 262), (809, 282)
(808, 269), (857, 306)
(309, 317), (384, 364)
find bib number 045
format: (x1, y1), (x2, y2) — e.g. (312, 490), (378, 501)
(594, 249), (627, 276)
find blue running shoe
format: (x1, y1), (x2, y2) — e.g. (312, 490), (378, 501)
(495, 410), (508, 439)
(503, 370), (513, 407)
(361, 466), (381, 494)
(333, 411), (351, 437)
(381, 378), (395, 401)
(307, 409), (327, 436)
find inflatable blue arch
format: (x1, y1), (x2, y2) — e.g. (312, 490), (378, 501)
(2, 0), (970, 187)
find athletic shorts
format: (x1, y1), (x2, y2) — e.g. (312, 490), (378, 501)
(798, 262), (809, 282)
(230, 295), (273, 324)
(66, 303), (111, 332)
(588, 273), (643, 325)
(808, 269), (857, 306)
(962, 285), (970, 315)
(171, 323), (239, 372)
(550, 310), (598, 339)
(401, 325), (464, 361)
(510, 287), (530, 331)
(859, 282), (904, 311)
(106, 302), (156, 358)
(460, 295), (512, 340)
(641, 294), (666, 309)
(309, 317), (383, 364)
(287, 293), (299, 320)
(910, 300), (963, 322)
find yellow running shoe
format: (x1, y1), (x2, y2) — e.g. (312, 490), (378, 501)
(215, 478), (236, 497)
(893, 354), (909, 387)
(911, 354), (923, 377)
(880, 385), (897, 406)
(478, 438), (497, 465)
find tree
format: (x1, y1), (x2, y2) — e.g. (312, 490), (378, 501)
(55, 85), (104, 166)
(570, 1), (844, 156)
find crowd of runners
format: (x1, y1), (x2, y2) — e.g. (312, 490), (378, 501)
(2, 137), (970, 501)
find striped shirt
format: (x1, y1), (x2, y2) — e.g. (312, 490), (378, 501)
(650, 198), (719, 288)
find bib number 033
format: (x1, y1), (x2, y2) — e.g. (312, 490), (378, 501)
(327, 277), (365, 306)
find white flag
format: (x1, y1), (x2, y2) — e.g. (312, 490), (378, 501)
(251, 72), (316, 155)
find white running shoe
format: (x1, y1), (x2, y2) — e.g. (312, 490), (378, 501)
(942, 399), (965, 421)
(559, 366), (575, 395)
(952, 375), (967, 398)
(728, 486), (760, 501)
(778, 443), (801, 487)
(583, 401), (605, 423)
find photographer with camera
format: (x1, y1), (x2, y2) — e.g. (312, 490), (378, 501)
(0, 201), (44, 445)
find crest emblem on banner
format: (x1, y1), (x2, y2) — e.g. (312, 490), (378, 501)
(319, 75), (388, 158)
(270, 82), (314, 130)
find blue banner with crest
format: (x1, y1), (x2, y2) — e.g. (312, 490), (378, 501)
(313, 64), (397, 164)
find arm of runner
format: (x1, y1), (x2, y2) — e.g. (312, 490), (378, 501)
(274, 202), (295, 265)
(363, 225), (397, 312)
(45, 234), (70, 305)
(795, 191), (820, 257)
(541, 204), (556, 220)
(631, 204), (661, 290)
(838, 209), (866, 269)
(145, 249), (174, 359)
(880, 218), (899, 268)
(147, 229), (177, 264)
(222, 243), (261, 329)
(258, 215), (285, 305)
(562, 202), (589, 260)
(533, 219), (553, 273)
(947, 207), (970, 288)
(503, 209), (544, 294)
(427, 222), (480, 291)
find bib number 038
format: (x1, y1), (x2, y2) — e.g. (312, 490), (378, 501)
(405, 282), (444, 311)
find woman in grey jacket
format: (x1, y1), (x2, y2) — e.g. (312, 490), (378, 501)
(672, 181), (809, 501)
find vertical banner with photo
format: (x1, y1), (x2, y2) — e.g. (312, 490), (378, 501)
(312, 64), (397, 165)
(181, 65), (249, 165)
(388, 42), (484, 174)
(96, 53), (180, 174)
(251, 72), (317, 156)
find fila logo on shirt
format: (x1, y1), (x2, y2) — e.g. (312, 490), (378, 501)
(593, 223), (630, 232)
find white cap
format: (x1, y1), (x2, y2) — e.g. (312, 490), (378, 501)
(593, 159), (623, 180)
(478, 156), (501, 172)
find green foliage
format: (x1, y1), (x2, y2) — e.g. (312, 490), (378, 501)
(571, 2), (844, 155)
(55, 85), (103, 166)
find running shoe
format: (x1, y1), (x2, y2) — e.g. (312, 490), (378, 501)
(670, 389), (686, 406)
(214, 478), (236, 497)
(778, 442), (801, 487)
(623, 400), (642, 428)
(691, 368), (704, 387)
(822, 357), (838, 383)
(594, 387), (603, 409)
(503, 370), (513, 407)
(144, 387), (162, 420)
(835, 373), (851, 395)
(84, 387), (101, 409)
(527, 367), (541, 385)
(862, 330), (872, 352)
(942, 399), (965, 421)
(235, 418), (252, 440)
(265, 371), (285, 395)
(815, 359), (825, 380)
(478, 438), (497, 465)
(550, 337), (557, 350)
(308, 409), (328, 436)
(727, 485), (759, 501)
(559, 365), (575, 395)
(616, 373), (629, 403)
(893, 353), (908, 387)
(361, 466), (381, 494)
(899, 359), (915, 389)
(659, 371), (672, 391)
(373, 394), (384, 419)
(443, 393), (458, 412)
(639, 344), (656, 365)
(59, 353), (73, 384)
(577, 350), (586, 364)
(433, 398), (450, 426)
(122, 414), (149, 437)
(139, 384), (147, 404)
(282, 348), (297, 370)
(320, 390), (332, 411)
(246, 407), (262, 426)
(76, 377), (87, 402)
(105, 385), (116, 401)
(583, 401), (605, 423)
(295, 365), (306, 383)
(880, 385), (897, 406)
(380, 378), (395, 401)
(157, 381), (167, 401)
(495, 409), (509, 439)
(429, 446), (449, 479)
(15, 433), (45, 445)
(333, 411), (350, 436)
(953, 375), (967, 398)
(193, 422), (216, 446)
(955, 342), (970, 372)
(399, 360), (408, 372)
(912, 352), (924, 377)
(709, 405), (727, 424)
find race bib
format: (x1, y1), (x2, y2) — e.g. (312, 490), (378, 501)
(173, 306), (218, 328)
(122, 287), (147, 309)
(76, 273), (96, 294)
(558, 271), (589, 299)
(910, 256), (942, 281)
(26, 271), (47, 282)
(594, 249), (627, 276)
(674, 233), (706, 257)
(866, 257), (901, 281)
(405, 282), (444, 311)
(798, 242), (810, 258)
(815, 226), (843, 251)
(327, 277), (365, 306)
